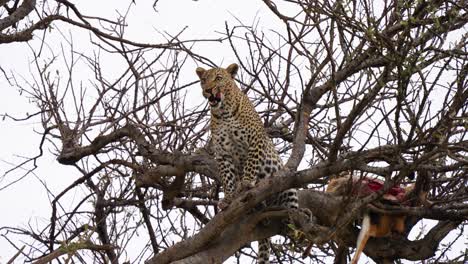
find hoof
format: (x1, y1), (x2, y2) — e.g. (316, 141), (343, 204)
(300, 208), (314, 222)
(289, 208), (316, 228)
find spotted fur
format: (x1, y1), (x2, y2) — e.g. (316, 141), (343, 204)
(196, 63), (299, 264)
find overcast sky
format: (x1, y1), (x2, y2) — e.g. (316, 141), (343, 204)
(0, 1), (465, 263)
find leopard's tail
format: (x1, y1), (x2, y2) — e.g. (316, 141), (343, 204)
(257, 238), (270, 264)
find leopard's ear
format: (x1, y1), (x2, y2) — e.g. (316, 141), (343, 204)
(226, 63), (239, 78)
(196, 67), (206, 79)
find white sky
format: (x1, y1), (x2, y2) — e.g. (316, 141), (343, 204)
(0, 0), (465, 263)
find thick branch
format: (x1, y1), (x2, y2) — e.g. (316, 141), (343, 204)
(56, 124), (217, 178)
(147, 159), (354, 264)
(158, 190), (461, 263)
(362, 221), (462, 261)
(165, 190), (336, 264)
(0, 0), (36, 31)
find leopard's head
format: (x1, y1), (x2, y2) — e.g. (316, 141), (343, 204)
(195, 63), (239, 109)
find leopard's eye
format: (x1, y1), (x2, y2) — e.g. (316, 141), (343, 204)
(215, 75), (222, 81)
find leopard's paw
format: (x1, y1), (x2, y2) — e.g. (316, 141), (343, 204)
(236, 180), (255, 193)
(218, 197), (232, 211)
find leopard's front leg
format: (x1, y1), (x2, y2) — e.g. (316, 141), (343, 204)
(211, 124), (239, 210)
(217, 154), (238, 210)
(239, 145), (264, 192)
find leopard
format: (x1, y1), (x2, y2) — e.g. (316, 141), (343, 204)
(196, 63), (300, 264)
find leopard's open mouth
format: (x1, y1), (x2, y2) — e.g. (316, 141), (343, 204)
(208, 94), (222, 107)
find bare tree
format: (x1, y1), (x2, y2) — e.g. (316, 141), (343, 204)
(1, 0), (467, 263)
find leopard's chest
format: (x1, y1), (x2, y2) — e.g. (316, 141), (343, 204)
(215, 119), (249, 154)
(212, 115), (281, 180)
